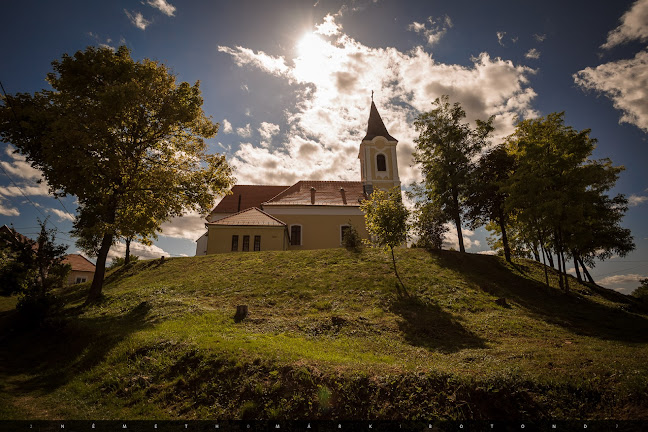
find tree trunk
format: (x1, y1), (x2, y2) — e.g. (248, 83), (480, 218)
(561, 249), (569, 291)
(546, 251), (554, 268)
(390, 246), (407, 297)
(85, 233), (113, 304)
(497, 211), (511, 263)
(578, 257), (596, 284)
(125, 237), (131, 265)
(555, 231), (564, 291)
(572, 250), (582, 283)
(540, 243), (550, 287)
(452, 190), (465, 253)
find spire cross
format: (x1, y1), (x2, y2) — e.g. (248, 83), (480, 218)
(371, 90), (374, 101)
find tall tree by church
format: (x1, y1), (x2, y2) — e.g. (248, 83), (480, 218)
(504, 112), (633, 290)
(0, 46), (234, 304)
(413, 95), (494, 253)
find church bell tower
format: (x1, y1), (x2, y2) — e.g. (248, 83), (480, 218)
(358, 98), (401, 195)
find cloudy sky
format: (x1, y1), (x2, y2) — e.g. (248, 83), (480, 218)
(1, 0), (647, 293)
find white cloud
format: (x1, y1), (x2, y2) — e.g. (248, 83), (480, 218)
(108, 240), (169, 261)
(222, 119), (233, 134)
(0, 184), (49, 197)
(497, 31), (506, 46)
(160, 211), (208, 241)
(124, 10), (150, 30)
(315, 14), (341, 36)
(477, 250), (497, 255)
(217, 46), (290, 76)
(219, 15), (537, 186)
(443, 225), (480, 250)
(2, 146), (44, 182)
(49, 208), (75, 222)
(147, 0), (176, 17)
(407, 15), (453, 46)
(533, 33), (546, 43)
(597, 273), (647, 294)
(241, 84), (250, 93)
(525, 48), (541, 60)
(258, 122), (280, 147)
(601, 0), (648, 49)
(0, 201), (19, 216)
(574, 50), (648, 132)
(629, 194), (648, 206)
(236, 123), (252, 138)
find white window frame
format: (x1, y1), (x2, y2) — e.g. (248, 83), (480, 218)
(290, 224), (303, 246)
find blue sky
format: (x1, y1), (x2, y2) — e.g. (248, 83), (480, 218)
(1, 0), (647, 293)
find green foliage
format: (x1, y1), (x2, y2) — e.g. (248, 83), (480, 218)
(0, 46), (234, 303)
(413, 95), (494, 253)
(504, 112), (634, 289)
(3, 221), (70, 322)
(465, 144), (515, 262)
(360, 188), (409, 251)
(408, 189), (448, 250)
(360, 187), (409, 294)
(342, 222), (363, 252)
(109, 254), (140, 270)
(633, 279), (648, 301)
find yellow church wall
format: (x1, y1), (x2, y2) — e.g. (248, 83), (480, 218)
(265, 212), (369, 250)
(206, 225), (287, 254)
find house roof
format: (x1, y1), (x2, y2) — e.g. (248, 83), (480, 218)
(210, 185), (290, 215)
(263, 181), (365, 206)
(62, 254), (96, 272)
(362, 101), (397, 142)
(207, 207), (286, 227)
(0, 225), (38, 251)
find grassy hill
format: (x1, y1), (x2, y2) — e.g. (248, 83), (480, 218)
(0, 248), (647, 420)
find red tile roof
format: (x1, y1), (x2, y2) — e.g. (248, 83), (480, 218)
(210, 185), (290, 215)
(264, 181), (365, 206)
(0, 225), (38, 251)
(62, 254), (96, 272)
(208, 207), (286, 226)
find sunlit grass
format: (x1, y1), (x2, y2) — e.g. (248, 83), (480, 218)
(1, 248), (647, 419)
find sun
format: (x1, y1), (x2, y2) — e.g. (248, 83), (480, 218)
(297, 33), (325, 57)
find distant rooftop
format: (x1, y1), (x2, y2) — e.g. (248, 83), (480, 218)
(264, 180), (365, 206)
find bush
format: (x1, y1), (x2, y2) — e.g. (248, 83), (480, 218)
(342, 223), (363, 252)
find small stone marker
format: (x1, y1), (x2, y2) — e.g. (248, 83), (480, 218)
(495, 298), (509, 308)
(235, 305), (248, 322)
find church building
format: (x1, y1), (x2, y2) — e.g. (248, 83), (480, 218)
(195, 101), (400, 255)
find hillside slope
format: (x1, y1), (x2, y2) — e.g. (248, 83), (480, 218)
(1, 248), (647, 420)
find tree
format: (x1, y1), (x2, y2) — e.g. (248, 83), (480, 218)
(0, 46), (234, 304)
(633, 279), (648, 302)
(504, 112), (633, 290)
(407, 185), (448, 250)
(0, 221), (69, 320)
(465, 144), (515, 262)
(413, 95), (494, 253)
(108, 254), (140, 270)
(342, 221), (363, 252)
(360, 187), (409, 296)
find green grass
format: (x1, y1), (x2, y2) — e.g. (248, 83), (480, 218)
(0, 248), (647, 420)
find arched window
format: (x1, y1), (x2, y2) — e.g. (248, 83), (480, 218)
(376, 154), (386, 172)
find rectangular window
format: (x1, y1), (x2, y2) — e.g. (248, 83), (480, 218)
(290, 225), (302, 246)
(242, 235), (250, 251)
(341, 225), (351, 245)
(231, 235), (239, 251)
(75, 277), (86, 284)
(254, 235), (261, 251)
